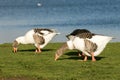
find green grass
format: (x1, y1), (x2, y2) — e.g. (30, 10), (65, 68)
(0, 42), (120, 80)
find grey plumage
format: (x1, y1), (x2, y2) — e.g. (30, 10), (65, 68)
(12, 40), (19, 48)
(84, 39), (97, 53)
(34, 28), (54, 35)
(55, 43), (68, 57)
(66, 29), (95, 39)
(33, 34), (45, 45)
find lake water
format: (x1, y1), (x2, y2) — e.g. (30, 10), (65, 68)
(0, 0), (120, 44)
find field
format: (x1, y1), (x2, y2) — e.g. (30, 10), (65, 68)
(0, 42), (120, 80)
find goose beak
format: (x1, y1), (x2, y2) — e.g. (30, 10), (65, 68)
(13, 47), (18, 53)
(55, 54), (59, 61)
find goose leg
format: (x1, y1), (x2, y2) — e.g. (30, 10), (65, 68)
(37, 45), (41, 53)
(83, 56), (88, 61)
(35, 45), (41, 53)
(33, 34), (44, 53)
(91, 52), (96, 61)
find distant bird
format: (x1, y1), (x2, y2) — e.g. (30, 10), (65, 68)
(55, 29), (113, 61)
(12, 28), (60, 53)
(37, 3), (42, 7)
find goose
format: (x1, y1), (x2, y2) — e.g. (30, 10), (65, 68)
(12, 28), (60, 53)
(55, 29), (113, 61)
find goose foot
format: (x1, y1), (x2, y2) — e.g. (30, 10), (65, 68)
(35, 48), (41, 53)
(92, 59), (96, 62)
(91, 52), (96, 62)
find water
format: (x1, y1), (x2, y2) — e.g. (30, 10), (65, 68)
(0, 0), (120, 44)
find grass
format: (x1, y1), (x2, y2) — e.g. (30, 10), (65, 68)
(0, 42), (120, 80)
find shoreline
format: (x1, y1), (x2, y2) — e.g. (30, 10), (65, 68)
(0, 41), (120, 45)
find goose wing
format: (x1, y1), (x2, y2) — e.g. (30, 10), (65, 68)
(33, 33), (45, 47)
